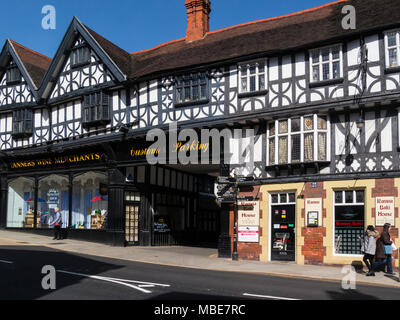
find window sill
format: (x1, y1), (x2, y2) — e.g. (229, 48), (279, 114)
(309, 78), (344, 88)
(7, 80), (22, 86)
(174, 99), (210, 108)
(238, 90), (268, 99)
(82, 119), (111, 128)
(71, 61), (91, 69)
(266, 161), (330, 174)
(384, 66), (400, 74)
(12, 132), (32, 139)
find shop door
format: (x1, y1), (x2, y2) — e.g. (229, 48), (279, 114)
(125, 192), (141, 245)
(271, 204), (296, 261)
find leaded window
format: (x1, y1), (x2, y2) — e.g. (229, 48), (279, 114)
(385, 30), (400, 68)
(175, 72), (208, 105)
(268, 115), (329, 165)
(6, 62), (21, 85)
(82, 91), (110, 126)
(71, 45), (91, 68)
(12, 108), (33, 138)
(239, 61), (267, 93)
(310, 45), (342, 82)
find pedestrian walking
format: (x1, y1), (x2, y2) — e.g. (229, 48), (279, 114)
(367, 223), (394, 276)
(50, 208), (63, 240)
(361, 225), (379, 273)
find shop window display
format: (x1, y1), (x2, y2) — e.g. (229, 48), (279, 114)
(72, 172), (108, 230)
(334, 190), (364, 255)
(38, 175), (69, 229)
(7, 177), (35, 228)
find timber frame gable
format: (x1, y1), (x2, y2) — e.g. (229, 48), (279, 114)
(39, 17), (129, 105)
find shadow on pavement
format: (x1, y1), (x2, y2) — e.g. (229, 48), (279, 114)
(325, 289), (379, 300)
(0, 245), (124, 300)
(147, 292), (250, 300)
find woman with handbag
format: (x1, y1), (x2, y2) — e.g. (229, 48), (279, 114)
(361, 225), (379, 273)
(367, 223), (393, 276)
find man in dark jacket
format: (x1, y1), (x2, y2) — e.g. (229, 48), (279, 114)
(367, 223), (393, 276)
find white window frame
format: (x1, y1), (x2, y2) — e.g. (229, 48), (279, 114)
(238, 60), (268, 94)
(267, 114), (330, 165)
(309, 45), (343, 83)
(333, 189), (365, 257)
(384, 29), (400, 68)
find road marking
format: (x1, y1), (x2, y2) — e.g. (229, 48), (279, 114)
(57, 270), (170, 294)
(0, 260), (13, 264)
(243, 293), (300, 301)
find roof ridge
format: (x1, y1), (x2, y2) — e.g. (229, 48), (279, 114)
(131, 38), (186, 55)
(207, 0), (349, 36)
(130, 0), (348, 56)
(9, 39), (52, 61)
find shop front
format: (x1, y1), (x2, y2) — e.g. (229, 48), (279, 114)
(0, 139), (222, 248)
(235, 178), (400, 268)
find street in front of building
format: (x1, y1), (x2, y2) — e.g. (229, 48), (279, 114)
(0, 233), (399, 301)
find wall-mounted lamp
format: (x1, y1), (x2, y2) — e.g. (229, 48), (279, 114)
(356, 106), (365, 129)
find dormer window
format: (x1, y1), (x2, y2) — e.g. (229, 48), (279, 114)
(239, 61), (267, 94)
(6, 62), (21, 85)
(175, 72), (209, 106)
(310, 45), (343, 83)
(12, 108), (33, 138)
(82, 91), (110, 127)
(71, 45), (91, 68)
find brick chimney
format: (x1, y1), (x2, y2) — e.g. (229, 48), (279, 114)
(185, 0), (211, 42)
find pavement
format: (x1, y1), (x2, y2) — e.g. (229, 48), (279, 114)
(0, 230), (399, 289)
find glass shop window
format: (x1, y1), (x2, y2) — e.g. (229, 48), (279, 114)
(334, 190), (365, 255)
(7, 177), (35, 228)
(72, 172), (108, 230)
(38, 175), (69, 229)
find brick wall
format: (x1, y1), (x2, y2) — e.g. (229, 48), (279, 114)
(236, 186), (262, 260)
(301, 182), (327, 265)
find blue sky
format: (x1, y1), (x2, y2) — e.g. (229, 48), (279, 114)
(2, 0), (333, 58)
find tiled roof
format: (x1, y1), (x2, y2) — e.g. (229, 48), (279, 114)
(9, 40), (52, 89)
(84, 25), (132, 78)
(129, 0), (400, 79)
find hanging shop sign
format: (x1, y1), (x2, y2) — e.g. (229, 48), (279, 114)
(238, 226), (259, 243)
(375, 197), (395, 226)
(238, 201), (260, 226)
(305, 198), (322, 227)
(9, 152), (102, 170)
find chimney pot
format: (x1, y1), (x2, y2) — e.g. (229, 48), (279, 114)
(185, 0), (211, 42)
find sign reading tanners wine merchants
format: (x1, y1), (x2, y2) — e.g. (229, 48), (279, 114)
(9, 153), (102, 170)
(375, 197), (395, 226)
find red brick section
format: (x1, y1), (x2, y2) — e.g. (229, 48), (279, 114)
(185, 0), (211, 42)
(234, 186), (263, 260)
(371, 178), (399, 264)
(301, 182), (327, 265)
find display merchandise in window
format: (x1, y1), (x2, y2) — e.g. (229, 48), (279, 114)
(72, 172), (108, 230)
(7, 178), (35, 228)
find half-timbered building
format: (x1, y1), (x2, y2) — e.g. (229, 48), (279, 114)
(0, 0), (400, 267)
